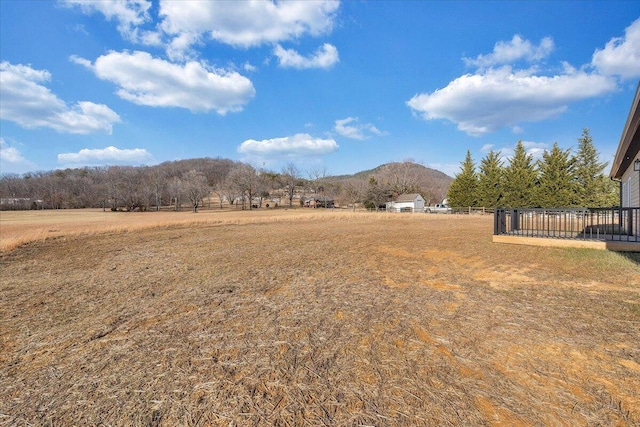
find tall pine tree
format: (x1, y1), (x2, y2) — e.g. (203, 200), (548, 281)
(537, 142), (576, 208)
(447, 150), (478, 207)
(477, 150), (504, 208)
(573, 128), (611, 207)
(503, 141), (538, 208)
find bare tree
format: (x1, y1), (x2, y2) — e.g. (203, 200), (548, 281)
(281, 162), (300, 208)
(211, 181), (226, 209)
(168, 176), (183, 211)
(182, 169), (210, 212)
(146, 167), (166, 211)
(227, 163), (258, 210)
(341, 178), (367, 211)
(378, 160), (421, 196)
(118, 167), (147, 211)
(306, 166), (329, 207)
(222, 174), (240, 209)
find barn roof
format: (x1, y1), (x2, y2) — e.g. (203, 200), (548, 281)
(395, 193), (422, 202)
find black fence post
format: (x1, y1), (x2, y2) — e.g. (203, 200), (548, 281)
(494, 209), (507, 235)
(511, 209), (519, 233)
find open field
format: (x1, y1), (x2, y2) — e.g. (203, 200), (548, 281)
(1, 209), (640, 426)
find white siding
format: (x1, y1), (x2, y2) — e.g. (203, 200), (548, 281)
(387, 195), (425, 212)
(621, 154), (640, 207)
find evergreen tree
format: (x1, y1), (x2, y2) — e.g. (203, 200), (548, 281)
(600, 176), (620, 207)
(574, 128), (610, 207)
(447, 150), (478, 207)
(503, 141), (538, 208)
(536, 142), (576, 208)
(477, 150), (504, 208)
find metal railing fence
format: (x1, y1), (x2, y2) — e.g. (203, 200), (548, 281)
(494, 207), (640, 242)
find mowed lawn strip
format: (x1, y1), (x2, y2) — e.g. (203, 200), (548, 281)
(1, 211), (639, 426)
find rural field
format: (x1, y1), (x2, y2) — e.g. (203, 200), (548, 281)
(1, 209), (639, 426)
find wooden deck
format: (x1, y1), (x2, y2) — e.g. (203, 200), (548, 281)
(492, 235), (640, 252)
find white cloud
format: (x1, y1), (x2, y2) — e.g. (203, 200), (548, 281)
(521, 140), (548, 159)
(592, 17), (640, 80)
(238, 133), (338, 158)
(57, 146), (153, 165)
(243, 62), (257, 73)
(73, 51), (255, 114)
(407, 66), (616, 136)
(464, 35), (554, 69)
(480, 144), (494, 153)
(0, 61), (121, 134)
(159, 0), (339, 55)
(334, 117), (386, 140)
(62, 0), (160, 45)
(64, 1), (341, 64)
(0, 138), (38, 175)
(491, 140), (549, 164)
(274, 43), (339, 69)
(0, 138), (24, 164)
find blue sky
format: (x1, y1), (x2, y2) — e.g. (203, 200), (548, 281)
(1, 1), (639, 177)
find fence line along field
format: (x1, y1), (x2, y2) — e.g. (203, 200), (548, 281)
(1, 209), (639, 426)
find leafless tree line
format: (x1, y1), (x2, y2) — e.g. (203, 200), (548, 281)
(1, 159), (451, 212)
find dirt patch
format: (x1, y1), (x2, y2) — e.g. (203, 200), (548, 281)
(1, 211), (639, 426)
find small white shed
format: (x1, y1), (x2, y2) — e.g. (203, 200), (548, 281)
(387, 193), (425, 212)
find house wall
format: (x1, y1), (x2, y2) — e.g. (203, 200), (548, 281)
(621, 153), (640, 207)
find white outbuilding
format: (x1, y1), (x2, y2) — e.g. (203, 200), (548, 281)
(386, 193), (425, 212)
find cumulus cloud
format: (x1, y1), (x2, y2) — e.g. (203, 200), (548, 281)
(159, 0), (339, 55)
(0, 138), (37, 173)
(0, 61), (121, 134)
(489, 140), (549, 165)
(520, 140), (548, 159)
(57, 146), (154, 165)
(334, 117), (386, 140)
(592, 17), (640, 80)
(243, 62), (257, 73)
(237, 133), (338, 158)
(409, 21), (640, 137)
(64, 1), (341, 65)
(274, 43), (339, 69)
(0, 138), (24, 163)
(72, 51), (255, 114)
(407, 66), (616, 136)
(62, 0), (160, 45)
(464, 35), (554, 69)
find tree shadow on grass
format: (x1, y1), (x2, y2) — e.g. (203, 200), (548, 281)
(617, 251), (640, 266)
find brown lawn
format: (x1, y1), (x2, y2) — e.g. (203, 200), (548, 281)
(1, 209), (639, 426)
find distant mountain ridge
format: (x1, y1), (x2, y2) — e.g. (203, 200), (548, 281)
(329, 161), (453, 204)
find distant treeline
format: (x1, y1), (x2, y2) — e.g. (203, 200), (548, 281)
(447, 129), (618, 209)
(0, 158), (452, 212)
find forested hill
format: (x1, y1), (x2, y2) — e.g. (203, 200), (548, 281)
(330, 162), (453, 204)
(0, 158), (453, 210)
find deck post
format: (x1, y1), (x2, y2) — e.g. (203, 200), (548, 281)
(494, 209), (507, 235)
(511, 209), (520, 232)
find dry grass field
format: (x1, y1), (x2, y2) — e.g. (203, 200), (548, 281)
(1, 209), (639, 426)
